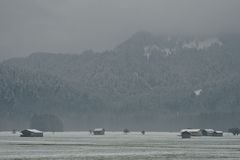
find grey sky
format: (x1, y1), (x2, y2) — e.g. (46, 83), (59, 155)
(0, 0), (240, 60)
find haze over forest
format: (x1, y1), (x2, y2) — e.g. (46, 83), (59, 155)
(1, 0), (240, 131)
(1, 0), (240, 61)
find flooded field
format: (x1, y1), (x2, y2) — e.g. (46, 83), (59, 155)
(0, 131), (239, 160)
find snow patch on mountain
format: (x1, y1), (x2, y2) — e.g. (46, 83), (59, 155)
(160, 48), (176, 56)
(143, 38), (223, 61)
(144, 45), (160, 61)
(144, 45), (176, 60)
(182, 38), (223, 50)
(194, 89), (202, 96)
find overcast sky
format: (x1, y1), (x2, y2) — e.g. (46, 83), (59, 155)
(0, 0), (240, 61)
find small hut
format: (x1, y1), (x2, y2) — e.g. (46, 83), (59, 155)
(123, 128), (130, 134)
(20, 129), (43, 137)
(181, 129), (202, 136)
(181, 131), (191, 139)
(201, 129), (214, 136)
(141, 130), (145, 135)
(93, 128), (105, 135)
(213, 131), (223, 137)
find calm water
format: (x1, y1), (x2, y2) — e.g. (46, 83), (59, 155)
(0, 132), (239, 160)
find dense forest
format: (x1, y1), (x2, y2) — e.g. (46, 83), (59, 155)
(1, 32), (240, 131)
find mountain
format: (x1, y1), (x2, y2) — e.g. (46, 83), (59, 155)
(2, 31), (240, 131)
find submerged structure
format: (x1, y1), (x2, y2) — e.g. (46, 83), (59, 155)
(20, 129), (43, 137)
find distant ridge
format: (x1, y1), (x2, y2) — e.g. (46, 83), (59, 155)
(1, 32), (240, 131)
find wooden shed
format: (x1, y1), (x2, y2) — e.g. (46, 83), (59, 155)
(181, 131), (191, 138)
(20, 129), (43, 137)
(93, 128), (105, 135)
(213, 131), (223, 137)
(181, 129), (202, 136)
(201, 129), (214, 136)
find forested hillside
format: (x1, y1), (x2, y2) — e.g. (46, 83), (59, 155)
(0, 65), (105, 130)
(2, 32), (240, 131)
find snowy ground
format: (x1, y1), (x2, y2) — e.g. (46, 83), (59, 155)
(0, 131), (239, 160)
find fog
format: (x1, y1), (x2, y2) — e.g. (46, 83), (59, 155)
(0, 0), (240, 60)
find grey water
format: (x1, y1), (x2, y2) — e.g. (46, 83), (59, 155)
(0, 132), (240, 160)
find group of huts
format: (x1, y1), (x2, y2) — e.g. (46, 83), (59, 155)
(16, 128), (224, 138)
(19, 128), (106, 137)
(17, 128), (146, 137)
(181, 128), (223, 138)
